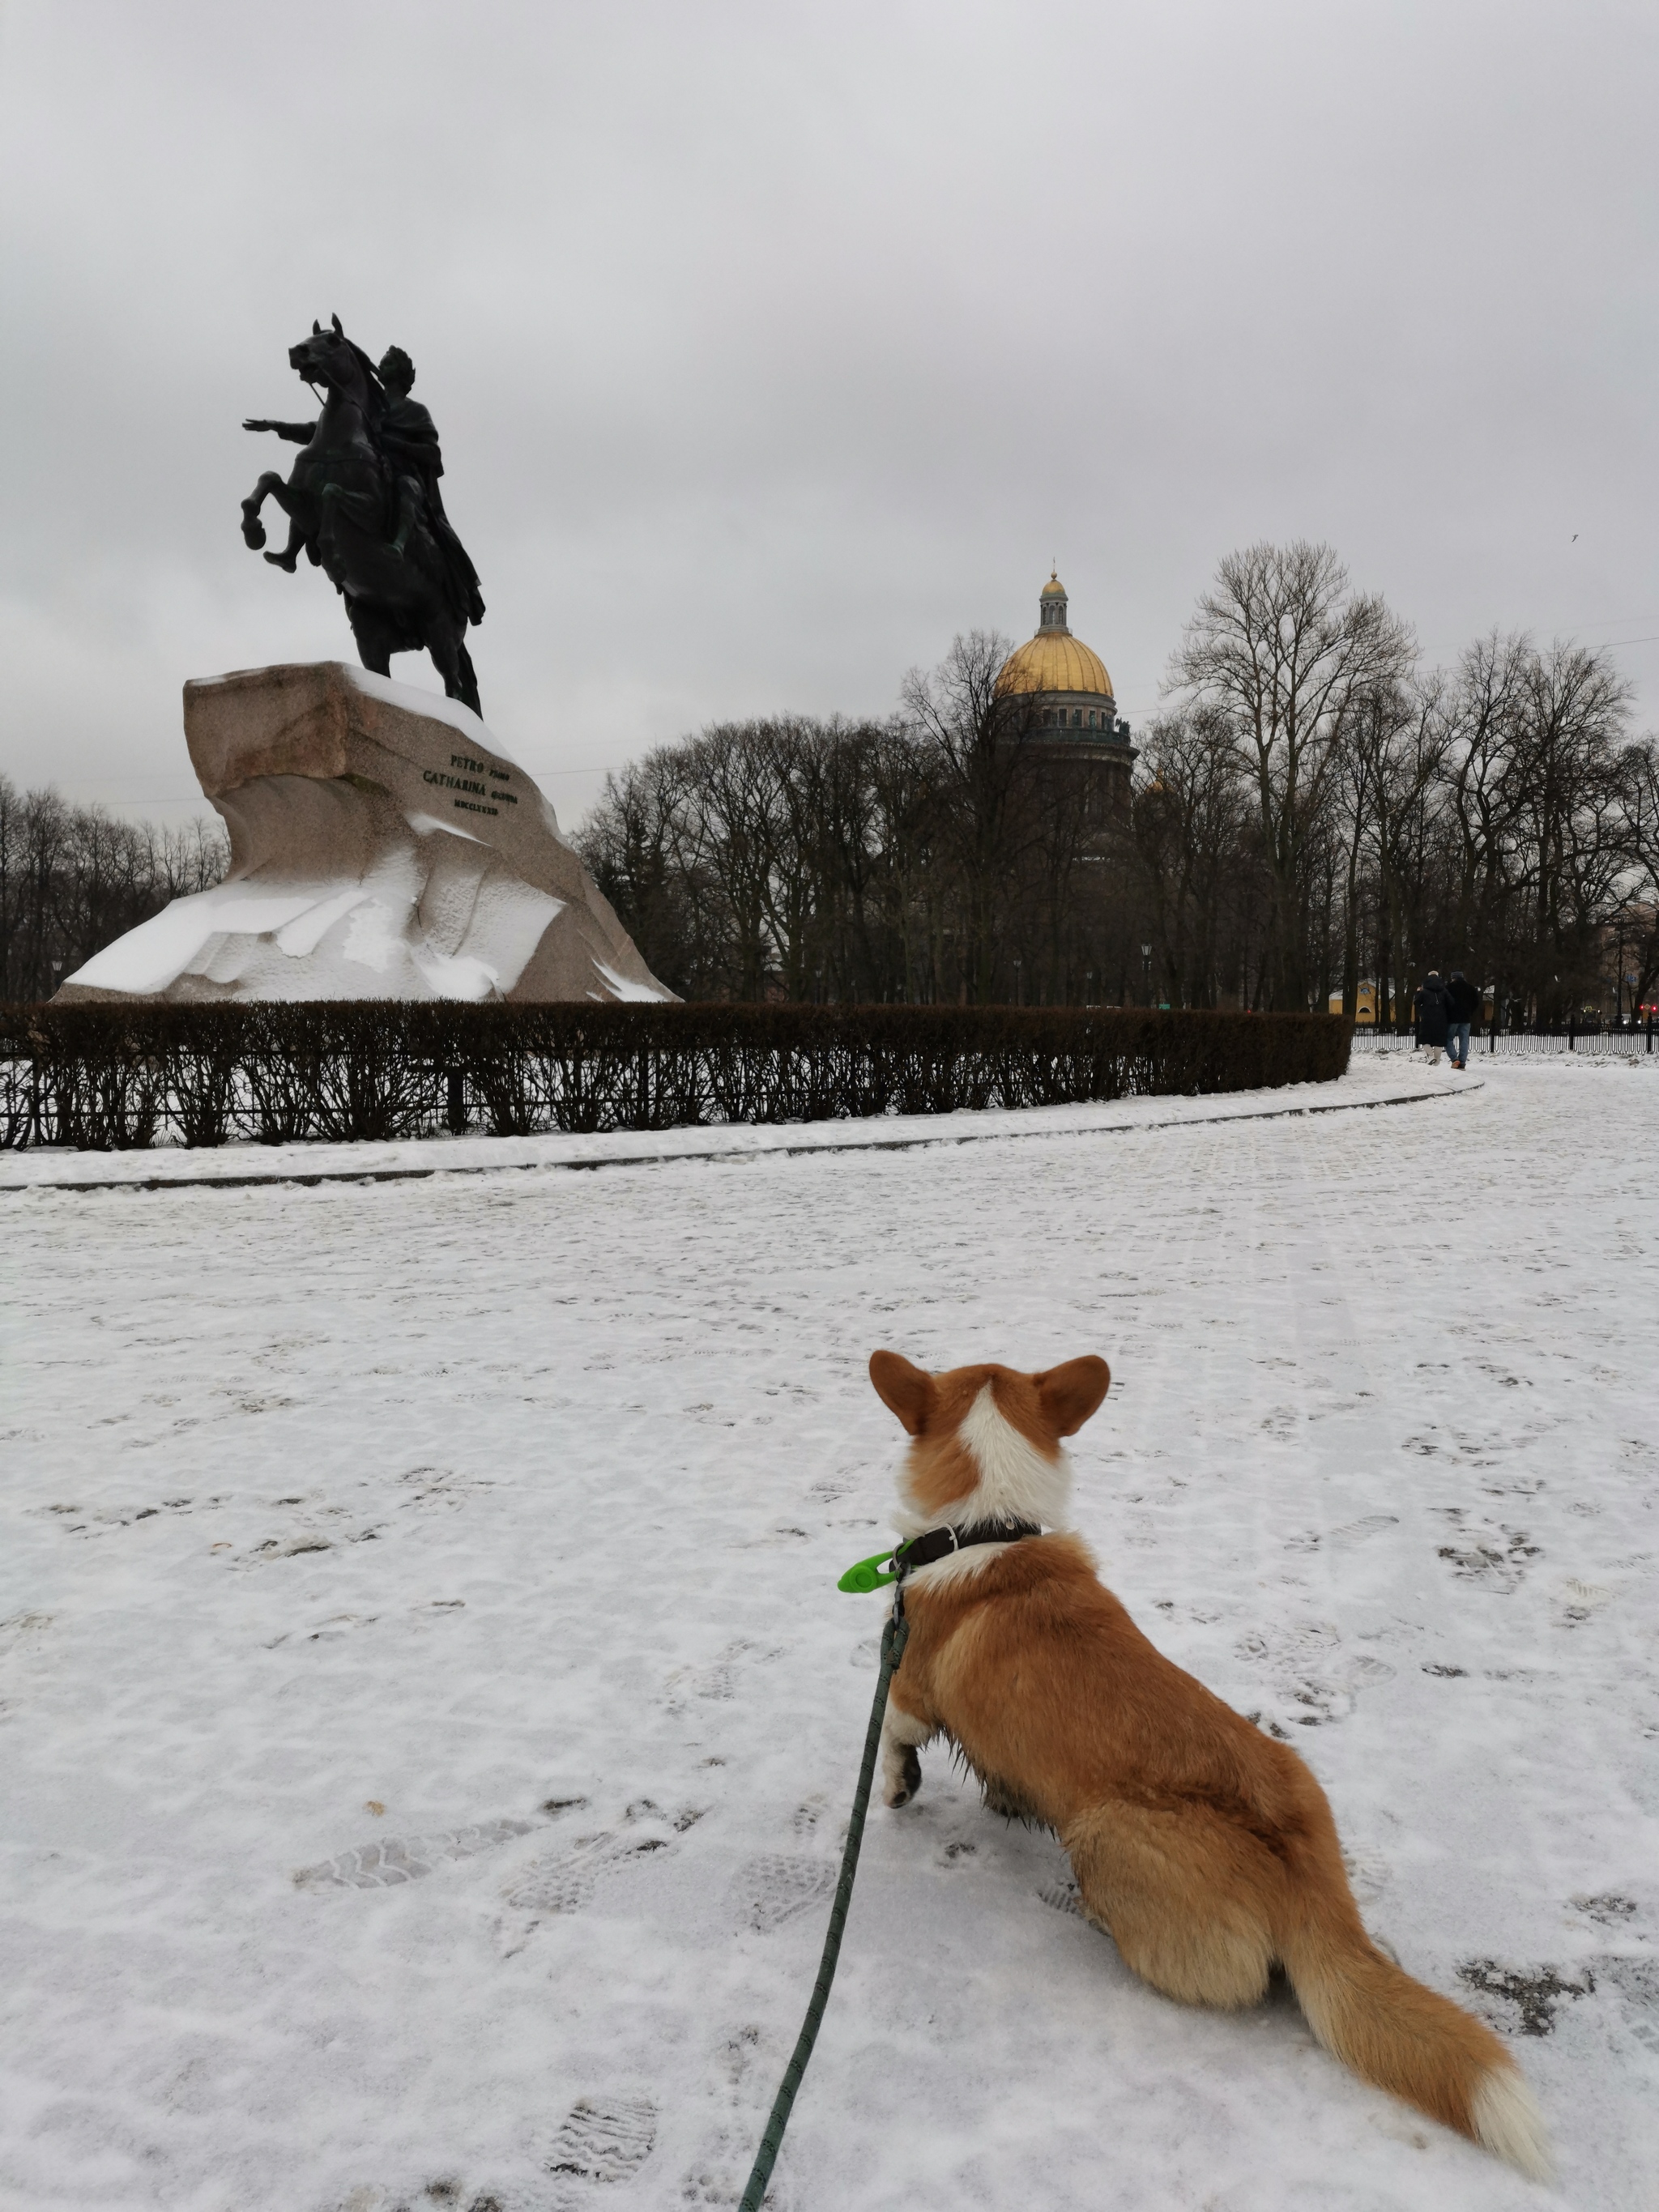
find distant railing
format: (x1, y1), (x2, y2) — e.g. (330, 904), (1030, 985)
(1350, 1021), (1657, 1058)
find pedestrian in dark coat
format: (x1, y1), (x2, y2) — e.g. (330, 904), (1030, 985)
(1444, 970), (1481, 1069)
(1414, 971), (1453, 1063)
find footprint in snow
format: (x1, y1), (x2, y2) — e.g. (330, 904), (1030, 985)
(1555, 1578), (1614, 1626)
(665, 1640), (783, 1709)
(347, 2183), (501, 2212)
(296, 1818), (536, 1890)
(1236, 1625), (1393, 1729)
(1236, 1622), (1341, 1667)
(1037, 1875), (1084, 1917)
(1457, 1958), (1595, 2035)
(1593, 1955), (1659, 2050)
(545, 2095), (657, 2189)
(1436, 1528), (1541, 1593)
(497, 1807), (691, 1951)
(505, 1827), (675, 1919)
(680, 2125), (798, 2211)
(1572, 1893), (1639, 1926)
(735, 1854), (835, 1933)
(791, 1796), (830, 1839)
(0, 1612), (53, 1653)
(1273, 1656), (1397, 1729)
(1285, 1513), (1400, 1554)
(1341, 1846), (1392, 1903)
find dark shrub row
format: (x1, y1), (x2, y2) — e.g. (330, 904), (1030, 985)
(0, 1003), (1351, 1152)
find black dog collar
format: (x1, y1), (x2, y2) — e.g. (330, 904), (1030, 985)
(895, 1519), (1042, 1577)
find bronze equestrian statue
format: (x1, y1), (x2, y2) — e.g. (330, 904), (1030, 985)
(241, 318), (485, 713)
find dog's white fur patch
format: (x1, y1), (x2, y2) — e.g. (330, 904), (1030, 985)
(883, 1705), (933, 1749)
(899, 1382), (1072, 1528)
(894, 1385), (1073, 1563)
(1470, 2065), (1552, 2180)
(885, 1385), (1073, 1765)
(957, 1383), (1073, 1526)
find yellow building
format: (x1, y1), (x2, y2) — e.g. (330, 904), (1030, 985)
(996, 573), (1137, 772)
(1328, 983), (1405, 1024)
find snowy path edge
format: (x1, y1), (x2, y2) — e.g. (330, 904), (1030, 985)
(0, 1069), (1480, 1195)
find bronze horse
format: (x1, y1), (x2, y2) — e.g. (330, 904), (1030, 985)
(241, 318), (484, 713)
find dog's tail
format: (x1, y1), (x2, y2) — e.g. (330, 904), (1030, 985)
(1280, 1905), (1550, 2178)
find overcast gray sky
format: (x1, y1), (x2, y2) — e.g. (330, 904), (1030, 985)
(2, 0), (1655, 832)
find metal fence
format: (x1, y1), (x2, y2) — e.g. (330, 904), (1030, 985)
(1350, 1025), (1657, 1059)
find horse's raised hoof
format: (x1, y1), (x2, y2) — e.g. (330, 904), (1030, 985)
(263, 549), (299, 572)
(241, 506), (267, 550)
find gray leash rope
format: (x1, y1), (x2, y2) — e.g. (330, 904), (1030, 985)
(737, 1602), (911, 2212)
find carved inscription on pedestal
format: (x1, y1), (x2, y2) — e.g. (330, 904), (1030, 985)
(420, 750), (522, 820)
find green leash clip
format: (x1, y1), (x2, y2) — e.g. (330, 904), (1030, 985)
(837, 1546), (901, 1592)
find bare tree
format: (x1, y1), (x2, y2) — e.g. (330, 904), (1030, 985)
(900, 629), (1037, 1002)
(1617, 736), (1659, 1018)
(0, 778), (228, 1001)
(1131, 707), (1252, 1006)
(580, 745), (729, 997)
(864, 720), (948, 1000)
(1343, 677), (1448, 1026)
(1435, 633), (1526, 987)
(1166, 541), (1417, 1008)
(1508, 643), (1634, 1018)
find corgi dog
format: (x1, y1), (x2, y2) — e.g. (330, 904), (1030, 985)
(868, 1349), (1550, 2180)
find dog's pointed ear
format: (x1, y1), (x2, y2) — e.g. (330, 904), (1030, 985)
(869, 1349), (934, 1436)
(1034, 1356), (1111, 1437)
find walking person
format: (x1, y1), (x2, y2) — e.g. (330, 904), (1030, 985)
(1414, 970), (1453, 1065)
(1444, 970), (1481, 1069)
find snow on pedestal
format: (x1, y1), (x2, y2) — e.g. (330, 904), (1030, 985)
(56, 663), (673, 1004)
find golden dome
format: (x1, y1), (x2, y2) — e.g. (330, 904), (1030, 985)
(1039, 573), (1067, 599)
(997, 631), (1114, 698)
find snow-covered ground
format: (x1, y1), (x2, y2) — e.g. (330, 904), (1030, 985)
(2, 1058), (1655, 2211)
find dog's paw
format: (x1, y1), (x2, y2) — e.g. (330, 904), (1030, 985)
(884, 1746), (922, 1808)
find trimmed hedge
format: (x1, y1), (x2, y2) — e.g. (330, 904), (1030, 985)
(0, 1003), (1351, 1152)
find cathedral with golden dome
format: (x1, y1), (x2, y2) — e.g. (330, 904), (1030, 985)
(996, 573), (1136, 773)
